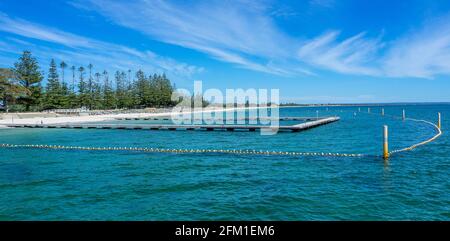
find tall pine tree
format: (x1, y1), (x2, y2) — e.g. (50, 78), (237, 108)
(0, 68), (29, 111)
(43, 59), (62, 109)
(133, 69), (149, 107)
(12, 51), (43, 111)
(102, 70), (115, 109)
(70, 65), (76, 92)
(115, 71), (128, 109)
(78, 66), (89, 108)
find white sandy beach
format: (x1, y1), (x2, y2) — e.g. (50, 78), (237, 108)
(0, 106), (263, 127)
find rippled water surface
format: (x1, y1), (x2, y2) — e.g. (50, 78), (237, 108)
(0, 105), (449, 220)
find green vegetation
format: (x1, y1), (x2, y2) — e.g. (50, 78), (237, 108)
(11, 51), (43, 111)
(0, 51), (177, 112)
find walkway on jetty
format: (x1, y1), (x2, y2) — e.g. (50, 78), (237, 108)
(5, 117), (339, 132)
(114, 116), (323, 121)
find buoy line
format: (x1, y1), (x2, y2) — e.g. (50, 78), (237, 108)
(0, 143), (365, 158)
(389, 118), (442, 155)
(347, 108), (442, 156)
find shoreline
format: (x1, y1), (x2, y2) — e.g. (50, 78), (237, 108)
(0, 106), (262, 127)
(1, 102), (446, 127)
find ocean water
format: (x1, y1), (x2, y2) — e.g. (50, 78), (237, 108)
(0, 104), (449, 220)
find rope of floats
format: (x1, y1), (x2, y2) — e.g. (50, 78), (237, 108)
(0, 143), (364, 157)
(352, 108), (442, 157)
(389, 118), (442, 155)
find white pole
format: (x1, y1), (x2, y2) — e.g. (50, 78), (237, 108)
(381, 108), (384, 116)
(402, 109), (406, 120)
(438, 112), (441, 129)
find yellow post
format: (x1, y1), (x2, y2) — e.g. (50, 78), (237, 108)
(438, 112), (441, 129)
(383, 125), (389, 160)
(381, 108), (384, 116)
(402, 109), (406, 120)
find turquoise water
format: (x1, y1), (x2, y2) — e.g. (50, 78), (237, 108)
(0, 105), (449, 220)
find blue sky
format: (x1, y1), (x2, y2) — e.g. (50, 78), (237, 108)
(1, 0), (450, 103)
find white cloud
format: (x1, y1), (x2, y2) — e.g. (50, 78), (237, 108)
(72, 0), (308, 76)
(297, 15), (450, 79)
(298, 31), (383, 75)
(0, 12), (203, 77)
(382, 17), (450, 79)
(4, 1), (450, 80)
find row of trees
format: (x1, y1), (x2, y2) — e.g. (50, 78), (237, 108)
(0, 51), (176, 112)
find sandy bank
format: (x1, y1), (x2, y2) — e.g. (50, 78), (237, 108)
(0, 106), (262, 127)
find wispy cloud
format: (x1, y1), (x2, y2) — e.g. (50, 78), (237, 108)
(298, 31), (383, 75)
(309, 0), (335, 8)
(4, 1), (450, 80)
(0, 12), (203, 77)
(297, 15), (450, 79)
(74, 0), (450, 79)
(382, 16), (450, 79)
(71, 0), (309, 76)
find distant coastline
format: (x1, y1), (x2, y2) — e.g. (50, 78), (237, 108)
(279, 102), (450, 107)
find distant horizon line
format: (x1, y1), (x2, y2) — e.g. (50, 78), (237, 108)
(278, 101), (450, 106)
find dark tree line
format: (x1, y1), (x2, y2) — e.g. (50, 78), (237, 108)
(0, 51), (177, 112)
